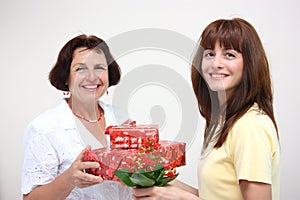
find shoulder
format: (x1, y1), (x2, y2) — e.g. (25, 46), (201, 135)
(227, 103), (278, 150)
(24, 100), (74, 138)
(233, 104), (275, 134)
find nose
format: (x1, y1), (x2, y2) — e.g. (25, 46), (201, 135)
(212, 55), (224, 69)
(87, 69), (98, 82)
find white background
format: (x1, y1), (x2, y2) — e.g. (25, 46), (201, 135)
(1, 0), (299, 199)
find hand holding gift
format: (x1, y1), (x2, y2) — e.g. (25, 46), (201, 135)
(82, 122), (186, 187)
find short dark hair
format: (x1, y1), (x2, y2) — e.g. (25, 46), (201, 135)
(49, 34), (121, 91)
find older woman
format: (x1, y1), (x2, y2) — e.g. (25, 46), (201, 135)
(22, 34), (132, 200)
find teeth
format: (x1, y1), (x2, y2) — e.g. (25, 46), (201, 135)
(84, 85), (97, 89)
(211, 74), (225, 78)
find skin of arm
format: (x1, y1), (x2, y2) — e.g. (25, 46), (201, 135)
(23, 147), (103, 200)
(132, 180), (203, 200)
(239, 180), (272, 200)
(170, 180), (199, 196)
(132, 180), (272, 200)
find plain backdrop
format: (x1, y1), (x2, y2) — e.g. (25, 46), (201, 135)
(1, 0), (299, 199)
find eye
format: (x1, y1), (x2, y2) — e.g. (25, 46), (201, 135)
(224, 49), (240, 58)
(225, 52), (235, 58)
(74, 65), (87, 72)
(95, 65), (107, 72)
(203, 50), (214, 58)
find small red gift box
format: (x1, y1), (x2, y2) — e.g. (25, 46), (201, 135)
(105, 122), (159, 149)
(82, 140), (186, 181)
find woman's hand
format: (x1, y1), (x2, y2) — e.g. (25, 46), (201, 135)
(133, 185), (179, 200)
(133, 184), (201, 200)
(24, 146), (104, 200)
(67, 146), (103, 188)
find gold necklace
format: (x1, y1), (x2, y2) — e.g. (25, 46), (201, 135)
(72, 105), (103, 123)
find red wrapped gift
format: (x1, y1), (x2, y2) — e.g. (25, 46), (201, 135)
(82, 140), (186, 181)
(105, 122), (159, 149)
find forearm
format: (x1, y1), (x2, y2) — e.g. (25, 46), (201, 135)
(170, 179), (199, 196)
(23, 168), (74, 200)
(239, 180), (272, 200)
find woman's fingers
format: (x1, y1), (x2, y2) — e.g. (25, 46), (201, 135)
(133, 187), (155, 197)
(74, 175), (102, 188)
(71, 165), (103, 188)
(69, 146), (103, 188)
(76, 145), (92, 162)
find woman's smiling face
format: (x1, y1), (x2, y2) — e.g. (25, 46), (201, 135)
(201, 42), (244, 98)
(68, 47), (108, 103)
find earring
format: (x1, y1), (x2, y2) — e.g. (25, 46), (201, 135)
(63, 91), (70, 97)
(106, 91), (109, 95)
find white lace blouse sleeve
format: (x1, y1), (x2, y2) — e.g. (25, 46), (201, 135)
(21, 123), (61, 195)
(22, 101), (134, 199)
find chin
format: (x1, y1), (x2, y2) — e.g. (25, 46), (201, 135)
(209, 86), (225, 92)
(96, 92), (106, 99)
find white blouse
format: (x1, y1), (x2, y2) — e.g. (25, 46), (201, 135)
(21, 99), (133, 200)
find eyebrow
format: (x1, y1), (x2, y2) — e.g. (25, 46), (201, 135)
(72, 63), (108, 68)
(71, 63), (86, 68)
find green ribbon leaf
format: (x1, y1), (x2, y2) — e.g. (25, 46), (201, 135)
(156, 173), (179, 186)
(130, 172), (155, 187)
(114, 169), (136, 187)
(114, 166), (179, 188)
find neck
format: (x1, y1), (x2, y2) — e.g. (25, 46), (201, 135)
(67, 98), (101, 123)
(217, 91), (227, 107)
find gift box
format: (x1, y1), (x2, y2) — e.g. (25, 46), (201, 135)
(82, 140), (186, 183)
(105, 122), (159, 149)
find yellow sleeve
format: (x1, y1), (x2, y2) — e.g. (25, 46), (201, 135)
(228, 113), (277, 184)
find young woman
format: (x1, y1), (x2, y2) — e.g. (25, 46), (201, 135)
(22, 35), (132, 199)
(133, 18), (280, 200)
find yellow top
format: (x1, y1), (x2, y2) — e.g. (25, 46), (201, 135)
(197, 104), (280, 200)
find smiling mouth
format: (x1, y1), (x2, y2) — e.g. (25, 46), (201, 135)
(210, 73), (228, 78)
(82, 84), (100, 89)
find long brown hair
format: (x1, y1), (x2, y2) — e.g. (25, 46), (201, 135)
(191, 18), (278, 148)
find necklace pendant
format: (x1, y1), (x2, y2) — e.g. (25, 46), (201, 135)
(89, 119), (98, 123)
